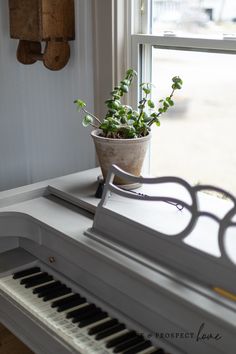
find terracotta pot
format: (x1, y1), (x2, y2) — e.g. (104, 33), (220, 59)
(91, 129), (151, 185)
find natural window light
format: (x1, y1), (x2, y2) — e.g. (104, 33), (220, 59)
(152, 0), (236, 38)
(150, 49), (236, 192)
(132, 0), (236, 193)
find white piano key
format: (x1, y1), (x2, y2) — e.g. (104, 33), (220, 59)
(0, 276), (104, 351)
(98, 329), (129, 344)
(83, 317), (112, 330)
(0, 273), (159, 354)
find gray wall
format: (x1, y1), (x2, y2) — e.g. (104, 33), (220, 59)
(0, 0), (95, 191)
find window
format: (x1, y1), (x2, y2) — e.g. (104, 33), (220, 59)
(131, 0), (236, 193)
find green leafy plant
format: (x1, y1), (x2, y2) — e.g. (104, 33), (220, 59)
(74, 69), (183, 139)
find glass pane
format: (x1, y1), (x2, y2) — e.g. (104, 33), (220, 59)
(150, 48), (236, 193)
(152, 0), (236, 37)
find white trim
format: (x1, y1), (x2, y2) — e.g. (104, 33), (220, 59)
(132, 34), (236, 53)
(92, 0), (135, 120)
(131, 3), (236, 177)
(92, 0), (113, 120)
(140, 0), (152, 34)
(130, 33), (236, 108)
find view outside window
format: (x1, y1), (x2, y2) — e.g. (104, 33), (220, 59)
(150, 48), (236, 192)
(152, 0), (236, 37)
(148, 0), (236, 193)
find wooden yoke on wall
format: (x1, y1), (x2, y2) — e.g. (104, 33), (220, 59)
(9, 0), (75, 71)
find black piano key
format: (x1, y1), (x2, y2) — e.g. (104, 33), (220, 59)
(38, 283), (66, 298)
(123, 340), (152, 354)
(71, 308), (102, 323)
(43, 286), (71, 301)
(113, 336), (144, 353)
(24, 275), (53, 288)
(78, 311), (108, 328)
(13, 267), (41, 279)
(33, 281), (62, 294)
(79, 308), (103, 321)
(20, 272), (48, 285)
(95, 323), (126, 340)
(106, 331), (136, 348)
(51, 294), (84, 308)
(88, 319), (119, 335)
(57, 297), (87, 312)
(150, 349), (165, 354)
(67, 304), (96, 319)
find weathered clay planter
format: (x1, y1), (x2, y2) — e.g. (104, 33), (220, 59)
(91, 129), (151, 185)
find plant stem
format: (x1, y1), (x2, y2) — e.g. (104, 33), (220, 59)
(82, 108), (102, 125)
(148, 88), (175, 127)
(137, 93), (148, 123)
(91, 123), (99, 129)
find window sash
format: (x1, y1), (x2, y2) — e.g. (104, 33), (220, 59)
(130, 0), (236, 178)
(131, 0), (236, 86)
(132, 34), (236, 53)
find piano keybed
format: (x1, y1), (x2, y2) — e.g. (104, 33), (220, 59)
(0, 266), (168, 354)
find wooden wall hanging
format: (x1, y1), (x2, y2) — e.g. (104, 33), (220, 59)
(9, 0), (75, 71)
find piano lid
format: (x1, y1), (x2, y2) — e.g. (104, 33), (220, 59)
(0, 167), (101, 213)
(86, 165), (236, 296)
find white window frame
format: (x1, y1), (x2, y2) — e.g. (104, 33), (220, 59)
(92, 0), (236, 114)
(92, 0), (134, 120)
(130, 0), (236, 107)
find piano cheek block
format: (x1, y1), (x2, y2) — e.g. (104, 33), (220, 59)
(0, 213), (42, 245)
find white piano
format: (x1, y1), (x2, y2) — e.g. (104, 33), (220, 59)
(0, 165), (235, 354)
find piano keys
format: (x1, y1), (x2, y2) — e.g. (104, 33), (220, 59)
(0, 265), (166, 354)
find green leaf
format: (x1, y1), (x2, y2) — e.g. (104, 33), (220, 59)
(154, 119), (161, 127)
(112, 100), (120, 109)
(142, 88), (151, 95)
(121, 79), (130, 86)
(119, 108), (126, 115)
(121, 117), (127, 124)
(113, 94), (120, 100)
(74, 99), (86, 110)
(163, 101), (169, 108)
(148, 99), (155, 109)
(82, 115), (93, 127)
(100, 121), (109, 130)
(143, 115), (152, 122)
(172, 76), (183, 90)
(107, 100), (120, 110)
(166, 97), (174, 106)
(121, 85), (129, 93)
(125, 69), (137, 78)
(124, 105), (132, 111)
(172, 76), (183, 85)
(106, 109), (117, 116)
(142, 112), (148, 121)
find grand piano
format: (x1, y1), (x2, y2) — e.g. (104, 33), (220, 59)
(0, 165), (235, 354)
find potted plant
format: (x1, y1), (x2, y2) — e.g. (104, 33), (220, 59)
(74, 69), (182, 185)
